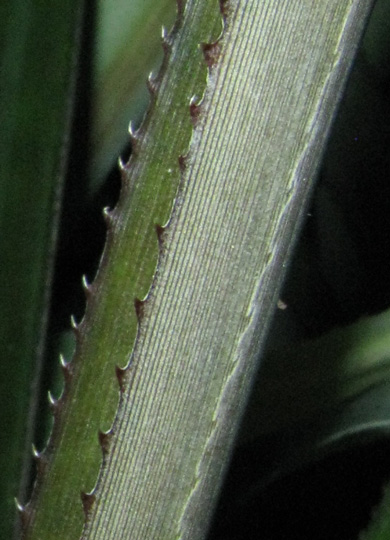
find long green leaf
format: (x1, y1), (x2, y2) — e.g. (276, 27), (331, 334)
(0, 3), (83, 538)
(23, 1), (223, 538)
(82, 3), (374, 537)
(22, 1), (374, 538)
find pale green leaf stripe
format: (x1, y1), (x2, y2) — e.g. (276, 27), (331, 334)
(82, 1), (374, 539)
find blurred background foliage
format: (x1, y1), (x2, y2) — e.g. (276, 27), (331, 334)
(0, 0), (389, 539)
(0, 2), (83, 537)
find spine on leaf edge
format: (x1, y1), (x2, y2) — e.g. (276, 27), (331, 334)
(21, 0), (226, 537)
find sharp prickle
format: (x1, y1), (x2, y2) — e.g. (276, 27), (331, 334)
(161, 25), (172, 51)
(48, 390), (58, 409)
(59, 353), (68, 369)
(70, 314), (78, 330)
(82, 274), (92, 296)
(32, 443), (41, 460)
(118, 156), (127, 172)
(81, 491), (96, 517)
(15, 498), (24, 513)
(128, 120), (137, 139)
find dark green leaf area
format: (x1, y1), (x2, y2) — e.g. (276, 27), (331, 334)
(0, 1), (81, 538)
(209, 438), (390, 540)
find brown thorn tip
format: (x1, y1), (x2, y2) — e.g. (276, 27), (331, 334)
(60, 354), (73, 382)
(190, 95), (202, 123)
(155, 223), (165, 245)
(178, 155), (187, 172)
(99, 430), (111, 454)
(134, 297), (145, 323)
(115, 365), (126, 391)
(219, 0), (230, 18)
(202, 41), (221, 68)
(81, 492), (95, 516)
(176, 0), (184, 15)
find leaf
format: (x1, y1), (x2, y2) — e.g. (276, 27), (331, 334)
(22, 1), (224, 538)
(21, 0), (374, 539)
(240, 308), (390, 445)
(0, 2), (83, 538)
(360, 483), (390, 540)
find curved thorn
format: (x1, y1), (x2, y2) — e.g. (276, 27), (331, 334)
(202, 41), (221, 68)
(102, 206), (113, 227)
(15, 498), (24, 513)
(60, 354), (73, 382)
(129, 121), (141, 148)
(128, 121), (140, 156)
(189, 94), (201, 107)
(70, 315), (81, 343)
(98, 430), (111, 454)
(118, 157), (130, 189)
(128, 120), (137, 139)
(102, 206), (118, 232)
(161, 25), (172, 51)
(48, 390), (57, 409)
(161, 24), (168, 41)
(178, 154), (187, 172)
(16, 499), (31, 528)
(15, 498), (31, 528)
(118, 155), (127, 172)
(190, 95), (202, 123)
(219, 0), (230, 18)
(32, 443), (40, 460)
(32, 444), (48, 477)
(155, 223), (165, 246)
(116, 365), (126, 392)
(70, 314), (78, 330)
(81, 274), (92, 297)
(134, 298), (145, 323)
(81, 491), (95, 517)
(59, 353), (68, 370)
(147, 71), (158, 94)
